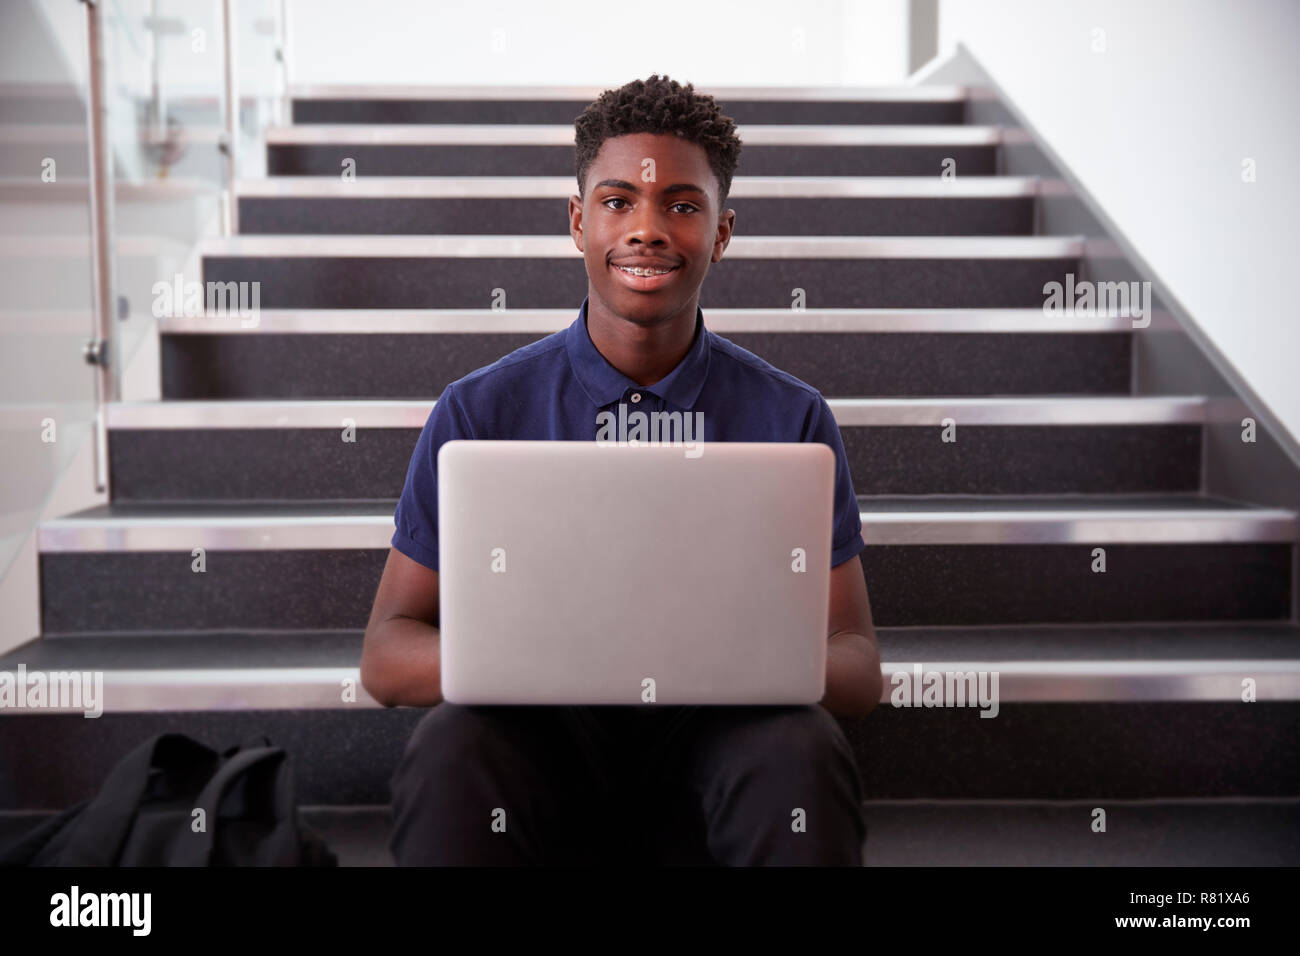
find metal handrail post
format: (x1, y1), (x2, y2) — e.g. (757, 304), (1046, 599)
(221, 0), (239, 234)
(81, 0), (118, 496)
(279, 0), (292, 126)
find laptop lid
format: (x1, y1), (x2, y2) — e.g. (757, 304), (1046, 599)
(437, 440), (834, 705)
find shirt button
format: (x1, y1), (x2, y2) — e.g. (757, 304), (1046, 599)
(630, 392), (642, 403)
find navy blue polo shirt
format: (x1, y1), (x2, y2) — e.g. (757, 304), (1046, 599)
(391, 295), (865, 571)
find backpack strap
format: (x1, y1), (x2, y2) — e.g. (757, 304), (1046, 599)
(168, 746), (296, 866)
(57, 733), (216, 866)
(221, 734), (273, 758)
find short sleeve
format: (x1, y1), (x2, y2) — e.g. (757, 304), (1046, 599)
(803, 394), (866, 568)
(391, 384), (472, 571)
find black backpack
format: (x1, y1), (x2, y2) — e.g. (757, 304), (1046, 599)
(0, 732), (337, 866)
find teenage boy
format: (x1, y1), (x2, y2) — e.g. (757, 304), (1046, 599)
(362, 74), (882, 866)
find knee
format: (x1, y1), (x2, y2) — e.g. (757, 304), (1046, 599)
(391, 703), (511, 794)
(403, 702), (483, 757)
(718, 706), (859, 784)
(692, 707), (867, 865)
(388, 704), (531, 865)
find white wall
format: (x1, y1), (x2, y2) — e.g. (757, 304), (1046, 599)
(19, 0), (912, 92)
(286, 0), (909, 86)
(937, 0), (1300, 447)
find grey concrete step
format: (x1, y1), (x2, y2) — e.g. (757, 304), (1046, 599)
(199, 234), (1082, 309)
(235, 175), (1038, 236)
(158, 308), (1140, 398)
(33, 496), (1296, 631)
(4, 623), (1299, 711)
(1, 620), (1297, 806)
(287, 83), (971, 127)
(106, 396), (1205, 500)
(266, 123), (1002, 177)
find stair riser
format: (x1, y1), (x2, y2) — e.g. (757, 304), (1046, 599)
(108, 425), (1201, 501)
(201, 256), (1080, 309)
(237, 196), (1035, 236)
(39, 543), (1290, 633)
(2, 702), (1295, 808)
(160, 331), (1131, 399)
(267, 144), (998, 177)
(290, 99), (967, 126)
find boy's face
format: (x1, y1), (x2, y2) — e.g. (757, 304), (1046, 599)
(570, 132), (734, 326)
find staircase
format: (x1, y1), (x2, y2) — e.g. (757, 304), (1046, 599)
(3, 84), (1298, 865)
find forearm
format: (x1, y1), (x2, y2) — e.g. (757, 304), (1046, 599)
(360, 616), (444, 708)
(820, 630), (882, 719)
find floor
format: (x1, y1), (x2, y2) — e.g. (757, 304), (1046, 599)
(4, 798), (1295, 866)
(301, 798), (1300, 866)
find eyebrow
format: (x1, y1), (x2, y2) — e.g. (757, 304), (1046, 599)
(592, 178), (707, 198)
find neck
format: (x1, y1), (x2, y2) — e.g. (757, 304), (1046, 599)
(584, 293), (699, 387)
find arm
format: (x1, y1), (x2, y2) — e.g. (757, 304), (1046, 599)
(360, 547), (444, 708)
(820, 553), (882, 719)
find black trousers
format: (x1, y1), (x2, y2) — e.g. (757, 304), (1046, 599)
(389, 702), (867, 866)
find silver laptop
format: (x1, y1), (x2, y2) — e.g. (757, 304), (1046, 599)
(437, 440), (834, 705)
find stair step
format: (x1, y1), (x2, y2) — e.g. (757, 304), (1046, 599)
(265, 124), (1002, 145)
(39, 495), (1295, 548)
(110, 395), (1210, 427)
(854, 493), (1295, 542)
(158, 332), (1133, 399)
(2, 624), (1297, 807)
(200, 235), (1081, 310)
(287, 84), (970, 126)
(857, 798), (1300, 866)
(159, 307), (1139, 399)
(3, 701), (1294, 805)
(33, 496), (1295, 631)
(5, 798), (1296, 865)
(159, 306), (1161, 333)
(266, 124), (1002, 177)
(3, 624), (1298, 712)
(235, 175), (1038, 236)
(236, 175), (1042, 197)
(107, 397), (1205, 499)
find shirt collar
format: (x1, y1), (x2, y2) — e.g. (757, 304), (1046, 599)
(565, 295), (711, 410)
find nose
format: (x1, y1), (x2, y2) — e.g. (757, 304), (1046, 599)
(624, 200), (670, 246)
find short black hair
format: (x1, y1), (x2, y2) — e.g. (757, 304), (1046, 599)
(574, 74), (743, 209)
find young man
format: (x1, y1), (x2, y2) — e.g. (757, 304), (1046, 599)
(361, 75), (882, 866)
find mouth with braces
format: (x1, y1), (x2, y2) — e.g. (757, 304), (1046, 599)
(611, 261), (681, 289)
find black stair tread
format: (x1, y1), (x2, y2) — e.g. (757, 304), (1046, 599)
(876, 623), (1300, 661)
(0, 630), (365, 671)
(4, 623), (1297, 674)
(855, 493), (1271, 512)
(310, 797), (1296, 867)
(858, 798), (1300, 866)
(49, 500), (400, 520)
(299, 797), (1299, 866)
